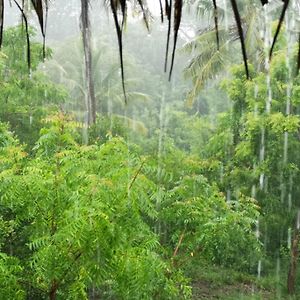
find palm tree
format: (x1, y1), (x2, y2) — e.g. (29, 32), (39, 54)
(1, 0), (298, 98)
(45, 37), (152, 136)
(80, 0), (96, 124)
(183, 2), (261, 101)
(183, 0), (299, 102)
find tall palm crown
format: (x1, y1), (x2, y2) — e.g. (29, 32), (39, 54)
(0, 1), (297, 90)
(183, 1), (295, 101)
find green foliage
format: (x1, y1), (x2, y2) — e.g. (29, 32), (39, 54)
(0, 115), (193, 299)
(0, 26), (67, 148)
(0, 107), (264, 298)
(163, 175), (260, 270)
(0, 254), (24, 300)
(205, 42), (300, 263)
(2, 12), (298, 299)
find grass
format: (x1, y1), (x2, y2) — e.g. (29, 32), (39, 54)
(183, 258), (300, 300)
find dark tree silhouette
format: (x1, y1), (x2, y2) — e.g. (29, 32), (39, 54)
(2, 1), (296, 100)
(80, 0), (96, 124)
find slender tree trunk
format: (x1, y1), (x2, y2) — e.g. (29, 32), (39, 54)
(287, 219), (300, 294)
(80, 0), (96, 125)
(49, 280), (58, 300)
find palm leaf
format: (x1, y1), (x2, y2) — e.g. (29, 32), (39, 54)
(269, 0), (290, 60)
(116, 114), (148, 135)
(212, 0), (219, 50)
(136, 0), (150, 31)
(31, 0), (46, 59)
(244, 5), (264, 66)
(0, 0), (4, 49)
(159, 0), (164, 22)
(297, 32), (300, 75)
(229, 0), (250, 79)
(13, 0), (31, 71)
(164, 0), (172, 72)
(185, 39), (233, 106)
(110, 0), (127, 102)
(0, 0), (298, 87)
(168, 0), (183, 80)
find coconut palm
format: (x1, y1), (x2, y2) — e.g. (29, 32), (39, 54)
(0, 0), (297, 104)
(183, 2), (262, 102)
(183, 0), (299, 102)
(80, 0), (96, 124)
(45, 36), (152, 137)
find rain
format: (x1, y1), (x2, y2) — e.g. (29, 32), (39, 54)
(0, 0), (300, 299)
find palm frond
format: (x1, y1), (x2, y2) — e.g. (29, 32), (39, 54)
(136, 0), (150, 31)
(212, 0), (219, 50)
(269, 0), (290, 60)
(185, 39), (233, 106)
(159, 0), (164, 22)
(164, 0), (172, 72)
(13, 0), (31, 71)
(244, 5), (264, 66)
(31, 0), (46, 58)
(0, 0), (298, 88)
(115, 114), (148, 135)
(297, 32), (300, 75)
(0, 0), (4, 49)
(109, 0), (127, 102)
(229, 0), (249, 79)
(169, 0), (182, 80)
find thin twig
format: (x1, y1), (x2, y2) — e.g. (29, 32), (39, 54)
(128, 160), (146, 191)
(173, 228), (186, 257)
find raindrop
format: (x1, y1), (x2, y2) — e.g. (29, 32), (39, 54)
(283, 132), (288, 164)
(251, 184), (256, 199)
(259, 126), (265, 190)
(288, 227), (291, 249)
(220, 164), (224, 184)
(259, 128), (265, 163)
(259, 174), (264, 190)
(257, 260), (262, 279)
(226, 189), (231, 202)
(254, 103), (258, 117)
(288, 193), (292, 211)
(263, 5), (272, 114)
(223, 0), (229, 33)
(297, 210), (300, 230)
(276, 257), (281, 289)
(82, 110), (89, 145)
(255, 219), (260, 239)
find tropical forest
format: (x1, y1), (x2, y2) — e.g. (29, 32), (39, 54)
(1, 0), (300, 299)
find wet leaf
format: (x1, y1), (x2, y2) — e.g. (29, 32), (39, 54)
(229, 0), (249, 79)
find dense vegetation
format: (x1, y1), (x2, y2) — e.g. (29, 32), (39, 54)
(1, 1), (300, 299)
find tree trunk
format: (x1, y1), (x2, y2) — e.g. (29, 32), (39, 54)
(80, 0), (96, 125)
(49, 280), (58, 300)
(287, 225), (300, 294)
